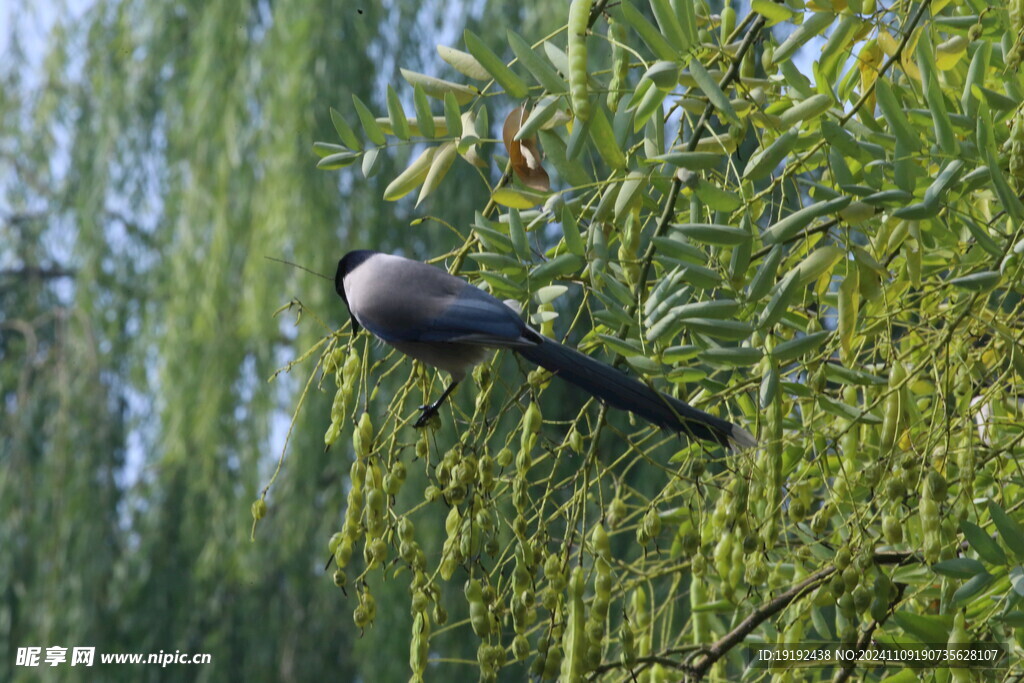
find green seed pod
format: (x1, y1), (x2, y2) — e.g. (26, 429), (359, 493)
(882, 513), (903, 544)
(333, 568), (347, 588)
(324, 420), (341, 446)
(409, 612), (430, 676)
(852, 584), (872, 613)
(411, 589), (429, 614)
(353, 604), (371, 629)
(711, 529), (730, 578)
(720, 3), (735, 42)
(606, 18), (629, 109)
(466, 579), (490, 637)
(251, 498), (267, 521)
(592, 523), (610, 561)
(398, 517), (415, 542)
(561, 566), (586, 682)
(496, 447), (513, 468)
(619, 620), (636, 667)
(477, 455), (495, 491)
(354, 411), (373, 459)
(334, 538), (353, 568)
(869, 570), (891, 622)
(513, 634), (531, 660)
(568, 0), (593, 121)
(879, 362), (906, 454)
(524, 401), (543, 434)
(642, 509), (662, 539)
(835, 547), (852, 570)
(842, 566), (859, 592)
(370, 538), (388, 565)
(543, 643), (563, 679)
(328, 531), (344, 555)
(607, 496), (627, 529)
(350, 460), (366, 489)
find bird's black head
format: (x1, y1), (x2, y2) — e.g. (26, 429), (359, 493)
(335, 250), (377, 332)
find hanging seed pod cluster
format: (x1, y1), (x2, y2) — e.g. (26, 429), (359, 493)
(278, 0), (1024, 676)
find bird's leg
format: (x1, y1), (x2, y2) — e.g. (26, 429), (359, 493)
(414, 380), (460, 428)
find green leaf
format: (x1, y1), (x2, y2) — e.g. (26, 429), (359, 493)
(771, 11), (835, 66)
(436, 45), (490, 81)
(672, 223), (750, 246)
(792, 245), (844, 287)
(537, 130), (592, 188)
(316, 151), (360, 170)
(620, 2), (678, 61)
(514, 95), (563, 141)
(386, 85), (410, 140)
(758, 272), (799, 329)
(962, 519), (1008, 565)
(952, 572), (995, 606)
(596, 333), (645, 357)
(535, 285), (568, 304)
(413, 86), (436, 138)
(771, 330), (830, 363)
(777, 93), (833, 129)
(642, 61), (681, 91)
(989, 502), (1024, 561)
(650, 151), (722, 169)
(678, 318), (753, 341)
(463, 30), (529, 99)
(443, 92), (463, 138)
(762, 196), (851, 244)
(468, 252), (524, 272)
(892, 611), (951, 644)
(923, 159), (964, 206)
(694, 180), (742, 212)
(747, 245), (785, 302)
(931, 557), (987, 579)
(743, 130), (799, 180)
(400, 68), (478, 105)
(530, 253), (585, 284)
(819, 14), (861, 83)
(751, 0), (795, 26)
(361, 147), (381, 178)
(874, 79), (920, 151)
(687, 60), (741, 127)
(417, 141), (458, 206)
(508, 209), (529, 260)
(1010, 566), (1024, 597)
(589, 105), (627, 171)
(507, 31), (567, 94)
(948, 271), (999, 292)
(383, 147), (436, 201)
(313, 142), (348, 157)
(493, 187), (546, 209)
(615, 171), (647, 221)
(817, 395), (867, 422)
(560, 204), (585, 257)
(329, 107), (362, 150)
(700, 346), (763, 366)
(649, 0), (690, 53)
(352, 94), (386, 146)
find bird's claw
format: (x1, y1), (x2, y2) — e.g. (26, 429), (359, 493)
(414, 405), (439, 429)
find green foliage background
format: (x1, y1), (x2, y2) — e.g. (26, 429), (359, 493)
(3, 0), (1024, 681)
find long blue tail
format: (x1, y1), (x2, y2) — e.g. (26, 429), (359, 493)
(517, 337), (755, 449)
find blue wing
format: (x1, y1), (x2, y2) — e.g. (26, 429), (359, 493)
(416, 285), (532, 346)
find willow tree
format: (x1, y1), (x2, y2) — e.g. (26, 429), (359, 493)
(292, 0), (1024, 679)
(2, 0), (531, 680)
